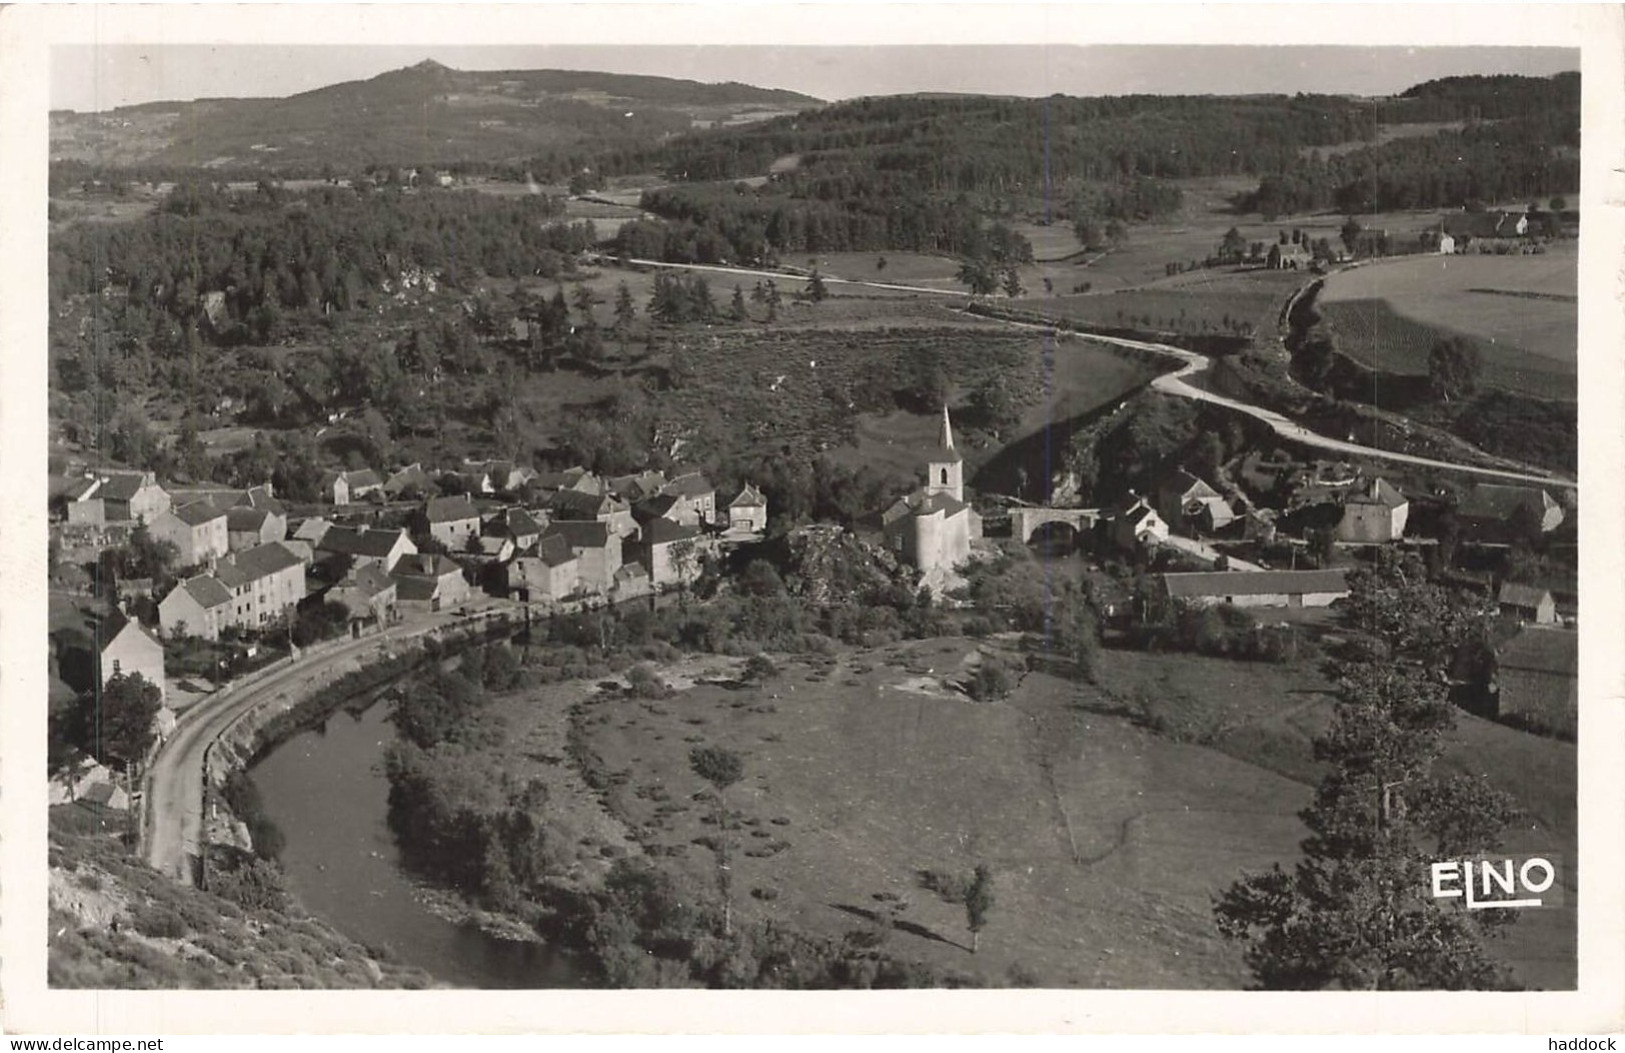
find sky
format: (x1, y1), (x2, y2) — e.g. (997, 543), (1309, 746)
(51, 43), (1581, 112)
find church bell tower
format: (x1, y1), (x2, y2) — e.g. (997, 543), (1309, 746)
(925, 404), (964, 503)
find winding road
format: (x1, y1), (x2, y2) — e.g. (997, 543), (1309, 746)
(628, 257), (1576, 491)
(144, 603), (512, 884)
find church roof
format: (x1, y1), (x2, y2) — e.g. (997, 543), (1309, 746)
(928, 404), (964, 464)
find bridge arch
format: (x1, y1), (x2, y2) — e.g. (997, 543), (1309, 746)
(1010, 507), (1099, 544)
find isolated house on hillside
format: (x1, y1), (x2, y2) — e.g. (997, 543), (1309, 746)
(728, 483), (768, 535)
(99, 611), (166, 703)
(149, 502), (230, 567)
(1439, 211), (1529, 250)
(1337, 477), (1409, 543)
(1498, 582), (1558, 626)
(1266, 242), (1311, 270)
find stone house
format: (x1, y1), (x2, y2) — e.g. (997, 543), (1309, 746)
(149, 502), (230, 567)
(99, 611), (166, 703)
(1336, 477), (1409, 543)
(728, 483), (768, 534)
(420, 495), (482, 550)
(158, 574), (234, 640)
(639, 518), (706, 588)
(1498, 582), (1558, 626)
(542, 520), (622, 595)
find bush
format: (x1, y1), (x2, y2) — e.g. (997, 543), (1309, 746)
(130, 904), (190, 939)
(626, 664), (672, 699)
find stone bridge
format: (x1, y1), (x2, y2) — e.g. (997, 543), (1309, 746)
(1010, 506), (1100, 544)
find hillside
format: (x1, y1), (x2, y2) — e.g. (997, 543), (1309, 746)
(49, 60), (822, 174)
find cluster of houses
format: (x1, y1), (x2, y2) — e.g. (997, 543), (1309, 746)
(50, 459), (773, 649)
(1424, 208), (1581, 254)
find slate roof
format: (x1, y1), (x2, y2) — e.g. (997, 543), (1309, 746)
(634, 494), (684, 521)
(545, 520), (611, 550)
(730, 483), (766, 508)
(663, 472), (714, 498)
(394, 576), (439, 602)
(180, 575), (233, 609)
(1497, 582), (1554, 611)
(383, 464), (431, 494)
(395, 553), (462, 579)
(1346, 477), (1407, 508)
(424, 495), (480, 524)
(1458, 484), (1553, 522)
(226, 507), (271, 532)
(340, 564), (396, 599)
(214, 542), (303, 588)
(488, 507), (544, 538)
(171, 502), (225, 527)
(318, 525), (407, 559)
(241, 486), (286, 515)
(608, 471), (668, 502)
(97, 473), (157, 502)
(537, 533), (576, 568)
(1162, 469), (1218, 501)
(644, 518), (702, 546)
(1162, 569), (1350, 599)
(549, 489), (617, 519)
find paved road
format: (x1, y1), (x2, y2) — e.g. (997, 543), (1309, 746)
(624, 256), (1573, 489)
(144, 605), (511, 884)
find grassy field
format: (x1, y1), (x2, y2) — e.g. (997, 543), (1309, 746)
(1014, 269), (1306, 342)
(1318, 249), (1577, 401)
(546, 639), (1574, 989)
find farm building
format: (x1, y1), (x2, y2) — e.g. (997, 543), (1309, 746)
(1266, 242), (1311, 270)
(1490, 626), (1576, 738)
(1498, 582), (1558, 625)
(1337, 477), (1409, 543)
(320, 468), (384, 505)
(1440, 211), (1529, 249)
(1457, 484), (1565, 536)
(1158, 568), (1350, 610)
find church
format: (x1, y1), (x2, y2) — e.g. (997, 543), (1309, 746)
(881, 406), (982, 593)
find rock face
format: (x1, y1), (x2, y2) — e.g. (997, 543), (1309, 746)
(778, 525), (911, 607)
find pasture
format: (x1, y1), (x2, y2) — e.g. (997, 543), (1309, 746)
(1015, 269), (1306, 342)
(548, 638), (1573, 988)
(1318, 249), (1578, 400)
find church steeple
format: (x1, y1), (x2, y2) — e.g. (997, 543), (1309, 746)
(925, 404), (964, 503)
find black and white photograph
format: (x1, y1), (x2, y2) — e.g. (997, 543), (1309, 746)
(2, 1), (1622, 1037)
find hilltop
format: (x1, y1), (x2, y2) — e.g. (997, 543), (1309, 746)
(49, 60), (822, 172)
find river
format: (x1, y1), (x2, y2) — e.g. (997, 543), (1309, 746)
(250, 697), (588, 989)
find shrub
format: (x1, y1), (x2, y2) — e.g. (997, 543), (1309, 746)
(130, 904), (190, 939)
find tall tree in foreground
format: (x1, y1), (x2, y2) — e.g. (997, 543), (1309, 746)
(1428, 336), (1482, 404)
(690, 745), (745, 936)
(1214, 551), (1519, 990)
(964, 864), (995, 953)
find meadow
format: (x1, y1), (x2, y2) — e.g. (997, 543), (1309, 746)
(541, 638), (1574, 989)
(1318, 248), (1578, 401)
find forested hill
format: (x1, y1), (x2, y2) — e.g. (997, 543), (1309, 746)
(654, 92), (1379, 189)
(1376, 71), (1581, 122)
(49, 60), (822, 177)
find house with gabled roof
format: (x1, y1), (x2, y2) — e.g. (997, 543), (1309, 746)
(1337, 477), (1409, 543)
(418, 495), (482, 550)
(728, 483), (768, 535)
(213, 542), (306, 631)
(661, 472), (717, 525)
(315, 524), (417, 576)
(226, 505), (288, 551)
(159, 574), (234, 640)
(1498, 582), (1558, 625)
(638, 518), (706, 588)
(1490, 626), (1576, 738)
(61, 475), (106, 525)
(149, 502), (230, 567)
(383, 463), (433, 500)
(328, 564), (398, 631)
(548, 488), (636, 538)
(543, 520), (622, 595)
(1158, 568), (1350, 611)
(501, 533), (581, 604)
(319, 468), (385, 506)
(391, 552), (472, 614)
(1156, 469), (1233, 535)
(99, 611), (166, 703)
(607, 470), (669, 504)
(484, 507), (546, 552)
(1104, 492), (1169, 552)
(95, 471), (172, 525)
(533, 466), (602, 496)
(1457, 484), (1564, 536)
